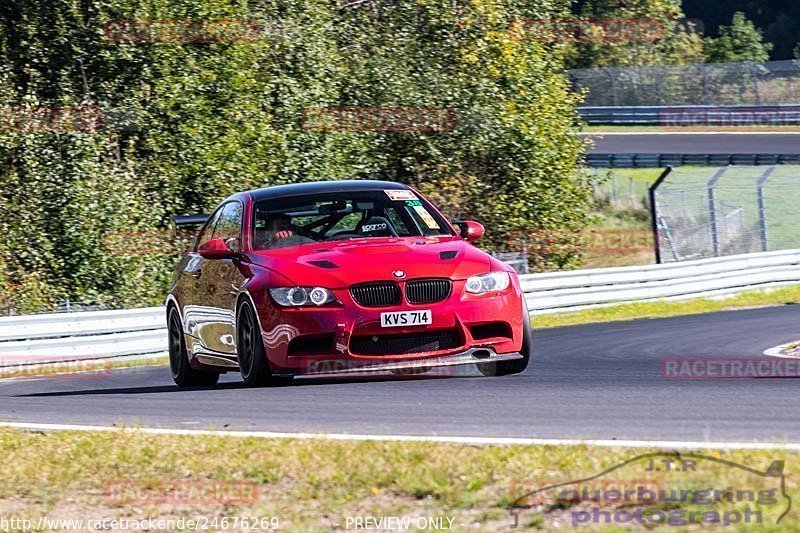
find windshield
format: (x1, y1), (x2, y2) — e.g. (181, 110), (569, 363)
(252, 189), (454, 250)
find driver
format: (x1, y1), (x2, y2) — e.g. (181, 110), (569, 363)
(266, 214), (294, 247)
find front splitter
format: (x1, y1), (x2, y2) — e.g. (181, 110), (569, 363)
(292, 347), (522, 379)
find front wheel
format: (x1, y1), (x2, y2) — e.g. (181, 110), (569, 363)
(168, 307), (220, 387)
(477, 299), (532, 377)
(237, 300), (278, 387)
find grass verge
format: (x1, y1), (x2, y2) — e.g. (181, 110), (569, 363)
(581, 204), (654, 268)
(0, 428), (795, 531)
(534, 285), (800, 329)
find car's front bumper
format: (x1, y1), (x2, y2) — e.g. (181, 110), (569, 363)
(249, 278), (526, 373)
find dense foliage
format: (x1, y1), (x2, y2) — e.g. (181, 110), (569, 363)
(564, 1), (774, 68)
(0, 0), (592, 312)
(563, 0), (704, 68)
(683, 0), (800, 61)
(703, 12), (773, 64)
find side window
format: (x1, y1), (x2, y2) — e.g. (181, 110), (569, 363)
(195, 209), (223, 251)
(212, 202), (243, 249)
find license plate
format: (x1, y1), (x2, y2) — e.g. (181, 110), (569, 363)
(380, 310), (432, 328)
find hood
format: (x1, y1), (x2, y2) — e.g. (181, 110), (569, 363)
(246, 236), (492, 288)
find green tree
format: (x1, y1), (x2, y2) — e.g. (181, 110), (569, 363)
(703, 12), (773, 64)
(562, 0), (705, 68)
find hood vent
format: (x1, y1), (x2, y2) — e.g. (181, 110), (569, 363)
(439, 250), (458, 260)
(308, 259), (338, 269)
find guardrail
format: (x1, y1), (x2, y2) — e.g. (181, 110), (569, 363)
(0, 306), (164, 342)
(586, 153), (800, 168)
(579, 104), (800, 125)
(2, 249), (798, 365)
(0, 307), (168, 364)
(521, 248), (800, 313)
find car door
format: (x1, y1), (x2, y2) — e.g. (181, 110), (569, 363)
(199, 200), (245, 355)
(180, 208), (223, 355)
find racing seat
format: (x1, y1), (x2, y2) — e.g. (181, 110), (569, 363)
(356, 216), (398, 237)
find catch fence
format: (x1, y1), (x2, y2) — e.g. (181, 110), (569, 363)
(651, 165), (800, 262)
(572, 60), (800, 107)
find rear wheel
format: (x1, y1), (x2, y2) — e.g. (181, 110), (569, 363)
(477, 300), (532, 377)
(237, 300), (277, 386)
(168, 307), (220, 387)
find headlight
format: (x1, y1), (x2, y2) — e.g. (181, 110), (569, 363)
(270, 287), (338, 307)
(465, 272), (511, 294)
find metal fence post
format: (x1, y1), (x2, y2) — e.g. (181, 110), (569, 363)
(756, 166), (775, 252)
(656, 71), (664, 105)
(629, 177), (635, 206)
(603, 67), (618, 106)
(750, 62), (761, 105)
(612, 172), (618, 204)
(649, 166), (673, 264)
(707, 167), (728, 257)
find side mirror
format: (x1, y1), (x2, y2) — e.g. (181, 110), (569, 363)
(198, 238), (235, 259)
(455, 220), (485, 242)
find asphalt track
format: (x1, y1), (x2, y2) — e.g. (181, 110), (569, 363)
(2, 305), (799, 443)
(584, 132), (800, 154)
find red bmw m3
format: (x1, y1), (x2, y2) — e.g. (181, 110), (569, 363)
(166, 180), (532, 387)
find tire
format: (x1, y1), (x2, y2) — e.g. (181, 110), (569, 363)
(237, 300), (277, 387)
(477, 299), (532, 377)
(168, 307), (220, 387)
